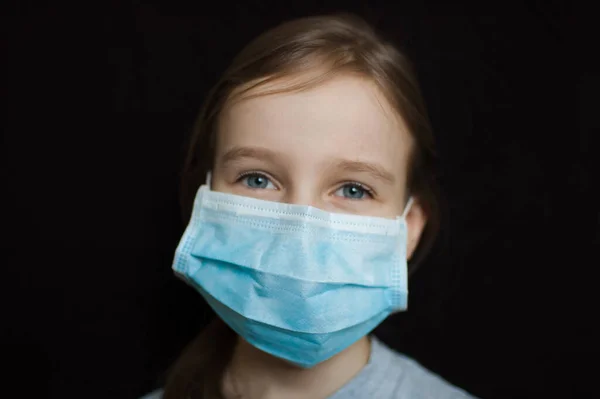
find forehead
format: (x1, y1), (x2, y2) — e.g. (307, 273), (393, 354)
(217, 74), (412, 177)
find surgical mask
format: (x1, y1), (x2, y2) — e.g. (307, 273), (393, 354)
(173, 176), (413, 368)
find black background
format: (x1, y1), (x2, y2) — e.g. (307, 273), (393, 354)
(3, 2), (598, 398)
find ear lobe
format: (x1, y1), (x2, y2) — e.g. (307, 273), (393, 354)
(405, 198), (427, 260)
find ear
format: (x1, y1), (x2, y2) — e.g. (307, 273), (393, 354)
(405, 197), (427, 260)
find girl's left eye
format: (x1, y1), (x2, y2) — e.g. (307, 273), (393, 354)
(334, 183), (373, 200)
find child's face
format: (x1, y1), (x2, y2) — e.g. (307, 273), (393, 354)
(213, 74), (418, 222)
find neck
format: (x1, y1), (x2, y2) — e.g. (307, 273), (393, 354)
(222, 336), (371, 399)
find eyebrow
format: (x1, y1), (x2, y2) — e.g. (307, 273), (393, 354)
(220, 146), (395, 184)
(334, 159), (395, 184)
(220, 146), (282, 165)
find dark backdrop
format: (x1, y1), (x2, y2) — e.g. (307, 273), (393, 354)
(3, 2), (598, 398)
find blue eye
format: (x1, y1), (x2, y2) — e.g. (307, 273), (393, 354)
(240, 173), (276, 190)
(334, 183), (371, 200)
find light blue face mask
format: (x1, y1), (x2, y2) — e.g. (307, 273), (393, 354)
(173, 176), (413, 368)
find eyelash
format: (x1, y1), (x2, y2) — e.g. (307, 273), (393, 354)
(235, 172), (374, 200)
(236, 171), (277, 186)
(338, 181), (375, 199)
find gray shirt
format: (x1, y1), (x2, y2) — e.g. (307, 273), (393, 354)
(141, 336), (476, 399)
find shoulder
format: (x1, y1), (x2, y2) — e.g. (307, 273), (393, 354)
(370, 338), (477, 399)
(139, 389), (163, 399)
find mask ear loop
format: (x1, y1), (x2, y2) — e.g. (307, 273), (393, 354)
(402, 196), (414, 219)
(206, 171), (212, 188)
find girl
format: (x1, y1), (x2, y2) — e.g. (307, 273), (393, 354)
(144, 13), (476, 399)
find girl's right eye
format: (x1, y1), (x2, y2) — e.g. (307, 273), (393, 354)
(238, 173), (276, 190)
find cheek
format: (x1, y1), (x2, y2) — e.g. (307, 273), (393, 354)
(209, 167), (237, 194)
(210, 179), (229, 194)
(339, 198), (403, 219)
(377, 180), (411, 217)
(382, 198), (408, 218)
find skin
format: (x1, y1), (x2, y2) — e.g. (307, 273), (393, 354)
(211, 73), (427, 399)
